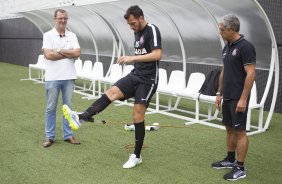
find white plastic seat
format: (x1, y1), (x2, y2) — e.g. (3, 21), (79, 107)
(78, 60), (93, 79)
(74, 58), (83, 76)
(176, 72), (205, 98)
(113, 64), (134, 104)
(75, 60), (105, 98)
(175, 72), (206, 119)
(22, 54), (46, 83)
(74, 60), (93, 96)
(157, 70), (185, 95)
(98, 64), (122, 96)
(90, 61), (104, 79)
(247, 82), (264, 131)
(122, 65), (134, 77)
(156, 70), (186, 111)
(198, 94), (217, 103)
(157, 68), (168, 91)
(195, 94), (218, 121)
(100, 64), (122, 84)
(89, 61), (104, 97)
(29, 54), (45, 70)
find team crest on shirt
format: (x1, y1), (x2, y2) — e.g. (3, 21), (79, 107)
(232, 48), (238, 56)
(134, 34), (147, 55)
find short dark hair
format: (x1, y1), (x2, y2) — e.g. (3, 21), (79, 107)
(124, 5), (144, 19)
(54, 9), (68, 18)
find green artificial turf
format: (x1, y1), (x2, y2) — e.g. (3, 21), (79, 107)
(0, 62), (281, 184)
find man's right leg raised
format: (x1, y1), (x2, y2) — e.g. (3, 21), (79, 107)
(63, 86), (124, 130)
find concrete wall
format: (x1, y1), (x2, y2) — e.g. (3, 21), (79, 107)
(0, 18), (42, 66)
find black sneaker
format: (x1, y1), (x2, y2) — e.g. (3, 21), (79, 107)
(78, 113), (94, 122)
(211, 158), (236, 169)
(223, 166), (246, 181)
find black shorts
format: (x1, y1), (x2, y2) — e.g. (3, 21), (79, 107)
(222, 99), (249, 130)
(114, 74), (157, 107)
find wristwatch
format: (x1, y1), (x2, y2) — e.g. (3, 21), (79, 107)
(216, 92), (221, 96)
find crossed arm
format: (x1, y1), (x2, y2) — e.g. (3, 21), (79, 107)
(43, 48), (81, 61)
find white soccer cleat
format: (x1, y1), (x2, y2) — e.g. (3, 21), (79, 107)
(62, 104), (81, 131)
(145, 125), (160, 131)
(124, 124), (135, 131)
(122, 154), (142, 169)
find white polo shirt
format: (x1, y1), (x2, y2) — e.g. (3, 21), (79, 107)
(42, 28), (80, 81)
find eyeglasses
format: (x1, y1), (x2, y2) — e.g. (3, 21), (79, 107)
(56, 17), (68, 21)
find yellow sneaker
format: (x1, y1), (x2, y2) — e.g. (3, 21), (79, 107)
(62, 104), (81, 130)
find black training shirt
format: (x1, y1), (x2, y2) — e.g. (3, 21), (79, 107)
(129, 23), (162, 85)
(222, 35), (256, 100)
